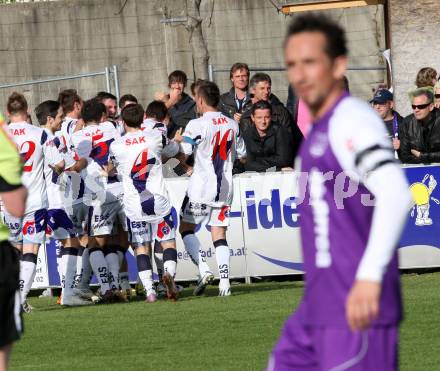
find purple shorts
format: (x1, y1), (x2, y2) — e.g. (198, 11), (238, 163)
(268, 311), (398, 371)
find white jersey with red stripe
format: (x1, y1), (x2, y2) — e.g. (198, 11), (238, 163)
(7, 122), (50, 213)
(71, 121), (120, 203)
(43, 128), (76, 209)
(180, 111), (246, 206)
(109, 130), (171, 222)
(141, 118), (179, 158)
(59, 116), (78, 151)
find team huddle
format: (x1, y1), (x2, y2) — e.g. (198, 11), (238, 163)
(1, 79), (245, 311)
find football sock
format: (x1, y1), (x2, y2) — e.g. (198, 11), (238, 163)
(214, 239), (230, 283)
(153, 240), (164, 281)
(136, 254), (154, 293)
(89, 247), (110, 294)
(104, 246), (120, 290)
(20, 253), (38, 303)
(181, 231), (211, 276)
(74, 246), (84, 287)
(78, 246), (92, 289)
(163, 248), (177, 277)
(61, 247), (78, 300)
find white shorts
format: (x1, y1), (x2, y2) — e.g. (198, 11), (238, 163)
(112, 201), (128, 233)
(87, 201), (122, 237)
(127, 212), (176, 247)
(2, 209), (47, 245)
(46, 208), (76, 240)
(180, 196), (230, 227)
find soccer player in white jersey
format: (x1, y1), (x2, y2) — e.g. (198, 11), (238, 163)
(109, 104), (179, 302)
(179, 80), (246, 297)
(2, 93), (63, 312)
(34, 100), (91, 306)
(58, 89), (83, 151)
(71, 99), (123, 302)
(142, 101), (183, 295)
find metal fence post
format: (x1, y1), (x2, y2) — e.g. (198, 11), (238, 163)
(113, 65), (120, 102)
(105, 67), (111, 93)
(208, 64), (214, 82)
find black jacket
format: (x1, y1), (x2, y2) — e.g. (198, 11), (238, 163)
(168, 93), (196, 135)
(399, 109), (440, 163)
(242, 123), (293, 172)
(239, 94), (303, 160)
(218, 87), (251, 119)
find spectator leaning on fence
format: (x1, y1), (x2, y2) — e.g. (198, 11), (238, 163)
(399, 89), (440, 164)
(218, 62), (251, 123)
(155, 70), (196, 135)
(371, 89), (403, 155)
(241, 100), (293, 172)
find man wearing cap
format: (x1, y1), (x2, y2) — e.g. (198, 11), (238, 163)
(371, 89), (403, 154)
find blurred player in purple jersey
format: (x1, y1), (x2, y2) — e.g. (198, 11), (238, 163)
(268, 14), (412, 371)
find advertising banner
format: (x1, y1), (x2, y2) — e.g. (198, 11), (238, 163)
(32, 165), (440, 289)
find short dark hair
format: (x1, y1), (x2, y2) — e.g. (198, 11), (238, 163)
(81, 99), (106, 124)
(35, 100), (60, 126)
(230, 62), (250, 79)
(145, 100), (168, 122)
(168, 70), (187, 87)
(190, 79), (203, 97)
(58, 89), (82, 114)
(95, 91), (117, 102)
(121, 104), (144, 128)
(196, 80), (220, 108)
(412, 89), (434, 104)
(119, 94), (138, 109)
(285, 13), (347, 60)
(249, 73), (272, 89)
(251, 100), (272, 116)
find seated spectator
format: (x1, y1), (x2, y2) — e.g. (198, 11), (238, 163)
(242, 101), (293, 172)
(415, 67), (437, 88)
(400, 89), (440, 164)
(155, 70), (196, 133)
(240, 73), (303, 156)
(218, 62), (251, 122)
(370, 89), (403, 154)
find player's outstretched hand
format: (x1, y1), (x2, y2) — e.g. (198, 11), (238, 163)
(346, 280), (381, 332)
(173, 128), (184, 143)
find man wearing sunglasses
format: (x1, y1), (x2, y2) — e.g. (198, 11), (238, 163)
(399, 89), (440, 163)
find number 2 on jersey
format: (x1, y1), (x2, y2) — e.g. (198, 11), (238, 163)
(20, 141), (36, 172)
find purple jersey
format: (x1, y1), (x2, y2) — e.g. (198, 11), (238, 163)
(297, 93), (402, 326)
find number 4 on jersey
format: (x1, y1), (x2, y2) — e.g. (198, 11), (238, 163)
(130, 149), (156, 193)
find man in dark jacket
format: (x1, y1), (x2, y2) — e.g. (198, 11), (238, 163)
(155, 70), (196, 135)
(400, 89), (440, 164)
(218, 63), (252, 123)
(242, 101), (293, 172)
(239, 73), (303, 152)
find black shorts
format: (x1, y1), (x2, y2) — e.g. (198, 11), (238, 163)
(0, 241), (22, 348)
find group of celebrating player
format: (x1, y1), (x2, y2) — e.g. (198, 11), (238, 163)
(1, 79), (246, 311)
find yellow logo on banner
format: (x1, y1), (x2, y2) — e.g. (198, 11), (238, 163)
(410, 174), (440, 226)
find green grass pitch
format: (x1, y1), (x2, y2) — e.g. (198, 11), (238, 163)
(9, 272), (440, 370)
